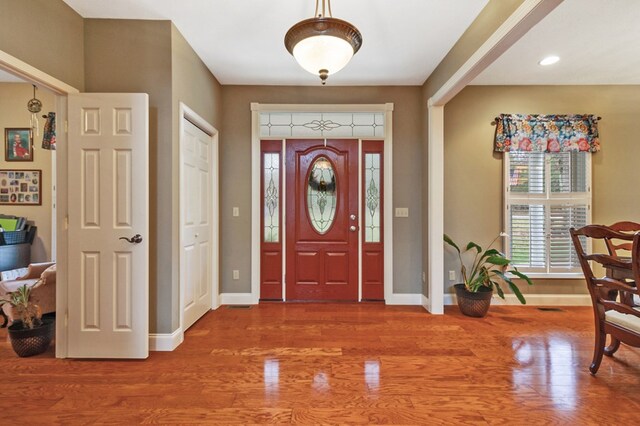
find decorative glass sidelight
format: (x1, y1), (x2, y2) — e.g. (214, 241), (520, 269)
(307, 157), (337, 234)
(263, 153), (280, 242)
(364, 153), (381, 243)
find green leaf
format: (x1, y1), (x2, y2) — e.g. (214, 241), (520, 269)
(480, 248), (501, 258)
(465, 242), (482, 254)
(486, 256), (510, 266)
(443, 234), (460, 253)
(491, 269), (527, 304)
(508, 270), (534, 286)
(508, 281), (527, 305)
(493, 282), (505, 299)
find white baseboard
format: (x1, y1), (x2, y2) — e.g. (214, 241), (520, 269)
(149, 328), (184, 351)
(385, 293), (423, 305)
(444, 293), (591, 306)
(220, 293), (255, 305)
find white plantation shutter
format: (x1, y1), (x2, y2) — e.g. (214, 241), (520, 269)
(505, 152), (591, 275)
(509, 204), (546, 270)
(549, 205), (588, 270)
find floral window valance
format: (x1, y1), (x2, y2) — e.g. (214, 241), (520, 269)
(494, 114), (600, 153)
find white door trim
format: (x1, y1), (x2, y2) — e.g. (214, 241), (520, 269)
(178, 103), (220, 339)
(250, 103), (394, 303)
(425, 0), (562, 314)
(0, 49), (79, 358)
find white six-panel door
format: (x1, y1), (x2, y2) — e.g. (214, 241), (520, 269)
(181, 118), (213, 330)
(67, 93), (149, 358)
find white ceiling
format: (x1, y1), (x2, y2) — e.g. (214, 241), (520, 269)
(472, 0), (640, 85)
(62, 0), (488, 86)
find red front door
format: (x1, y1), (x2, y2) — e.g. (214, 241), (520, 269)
(286, 139), (358, 301)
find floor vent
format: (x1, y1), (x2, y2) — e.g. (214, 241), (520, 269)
(227, 305), (252, 309)
(537, 307), (564, 312)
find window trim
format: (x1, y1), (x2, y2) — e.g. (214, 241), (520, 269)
(503, 152), (592, 276)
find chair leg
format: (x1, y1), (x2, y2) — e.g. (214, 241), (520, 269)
(604, 337), (621, 357)
(590, 326), (606, 375)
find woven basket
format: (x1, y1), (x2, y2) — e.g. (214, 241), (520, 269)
(453, 284), (493, 318)
(8, 317), (55, 357)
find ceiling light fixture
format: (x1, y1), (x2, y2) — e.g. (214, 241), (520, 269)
(539, 56), (560, 66)
(285, 0), (362, 85)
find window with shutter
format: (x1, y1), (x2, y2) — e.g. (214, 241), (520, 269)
(504, 151), (591, 276)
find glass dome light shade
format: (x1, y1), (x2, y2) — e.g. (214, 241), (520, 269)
(292, 35), (354, 76)
(285, 16), (362, 84)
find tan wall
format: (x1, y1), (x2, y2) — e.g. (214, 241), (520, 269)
(421, 0), (526, 296)
(84, 19), (174, 333)
(443, 85), (640, 295)
(170, 24), (223, 330)
(0, 83), (55, 263)
(220, 86), (423, 295)
(0, 0), (84, 90)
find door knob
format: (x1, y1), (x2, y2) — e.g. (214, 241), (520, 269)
(350, 225), (357, 232)
(119, 234), (143, 244)
(195, 233), (199, 238)
(350, 214), (357, 221)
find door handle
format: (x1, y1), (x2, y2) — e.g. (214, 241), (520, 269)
(350, 214), (357, 221)
(119, 234), (143, 244)
(350, 225), (358, 232)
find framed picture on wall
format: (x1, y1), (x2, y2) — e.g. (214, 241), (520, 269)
(4, 128), (34, 162)
(0, 169), (41, 205)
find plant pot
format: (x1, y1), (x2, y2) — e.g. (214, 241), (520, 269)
(8, 317), (55, 357)
(453, 283), (493, 318)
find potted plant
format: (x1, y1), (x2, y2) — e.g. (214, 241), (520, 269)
(443, 233), (533, 317)
(0, 284), (55, 357)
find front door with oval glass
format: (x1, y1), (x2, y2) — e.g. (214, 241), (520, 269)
(286, 139), (358, 300)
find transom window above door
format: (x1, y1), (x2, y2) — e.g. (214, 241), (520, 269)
(259, 112), (384, 138)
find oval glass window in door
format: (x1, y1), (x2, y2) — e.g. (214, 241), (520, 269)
(307, 156), (337, 234)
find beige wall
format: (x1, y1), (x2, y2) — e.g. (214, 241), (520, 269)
(443, 85), (640, 295)
(421, 0), (527, 296)
(220, 86), (423, 295)
(83, 20), (223, 333)
(170, 24), (223, 330)
(0, 83), (55, 263)
(84, 19), (174, 333)
(0, 0), (84, 90)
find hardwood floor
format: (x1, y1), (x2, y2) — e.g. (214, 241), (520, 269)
(2, 304), (640, 424)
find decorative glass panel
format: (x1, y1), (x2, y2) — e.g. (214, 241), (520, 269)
(263, 153), (279, 242)
(307, 157), (337, 234)
(260, 112), (384, 138)
(364, 153), (381, 243)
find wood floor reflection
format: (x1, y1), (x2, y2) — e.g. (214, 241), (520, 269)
(2, 304), (640, 424)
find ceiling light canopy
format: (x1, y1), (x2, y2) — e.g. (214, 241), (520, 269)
(539, 55), (560, 66)
(285, 0), (362, 85)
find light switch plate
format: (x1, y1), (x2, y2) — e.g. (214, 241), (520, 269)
(449, 270), (456, 281)
(395, 208), (409, 217)
(232, 207), (239, 217)
(232, 270), (239, 280)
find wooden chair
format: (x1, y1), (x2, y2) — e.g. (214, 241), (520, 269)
(570, 225), (639, 375)
(604, 221), (640, 257)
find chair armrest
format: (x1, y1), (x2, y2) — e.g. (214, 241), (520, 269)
(18, 262), (55, 280)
